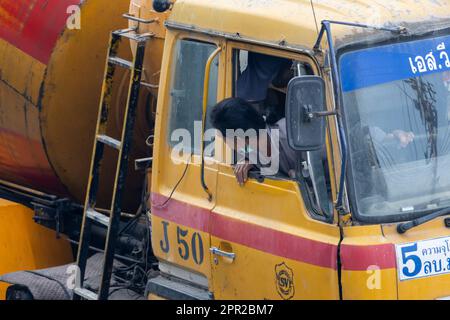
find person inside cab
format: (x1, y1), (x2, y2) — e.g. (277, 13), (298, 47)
(210, 97), (297, 186)
(210, 52), (299, 186)
(235, 52), (293, 125)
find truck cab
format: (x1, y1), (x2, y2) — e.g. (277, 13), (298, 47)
(143, 0), (450, 300)
(0, 0), (449, 301)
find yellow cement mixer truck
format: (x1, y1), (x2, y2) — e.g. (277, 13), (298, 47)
(1, 0), (450, 300)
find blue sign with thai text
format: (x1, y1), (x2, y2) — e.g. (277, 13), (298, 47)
(340, 34), (450, 92)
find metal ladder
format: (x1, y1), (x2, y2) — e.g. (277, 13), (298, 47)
(73, 27), (152, 300)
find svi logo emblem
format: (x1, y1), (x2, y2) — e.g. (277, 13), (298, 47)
(275, 262), (295, 300)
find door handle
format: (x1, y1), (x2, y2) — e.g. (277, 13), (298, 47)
(210, 247), (236, 261)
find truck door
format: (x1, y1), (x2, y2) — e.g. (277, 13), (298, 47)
(209, 43), (342, 299)
(150, 33), (224, 289)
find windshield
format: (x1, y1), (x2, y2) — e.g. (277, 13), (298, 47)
(340, 34), (450, 221)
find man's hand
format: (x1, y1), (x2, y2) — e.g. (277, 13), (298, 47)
(391, 130), (415, 148)
(233, 161), (255, 186)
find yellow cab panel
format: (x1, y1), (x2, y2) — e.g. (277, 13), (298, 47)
(211, 166), (340, 299)
(150, 29), (225, 287)
(341, 215), (450, 300)
(383, 219), (450, 299)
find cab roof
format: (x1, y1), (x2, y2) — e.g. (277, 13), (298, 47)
(168, 0), (450, 50)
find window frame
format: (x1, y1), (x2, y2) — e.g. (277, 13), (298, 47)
(165, 33), (225, 162)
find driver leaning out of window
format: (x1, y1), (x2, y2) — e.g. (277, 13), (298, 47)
(210, 97), (297, 186)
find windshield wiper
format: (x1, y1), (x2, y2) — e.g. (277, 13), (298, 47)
(397, 207), (450, 234)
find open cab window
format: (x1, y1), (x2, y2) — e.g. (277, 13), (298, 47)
(223, 45), (335, 221)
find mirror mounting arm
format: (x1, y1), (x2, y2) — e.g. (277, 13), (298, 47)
(303, 105), (338, 122)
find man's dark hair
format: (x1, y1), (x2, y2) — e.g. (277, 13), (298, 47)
(210, 98), (266, 137)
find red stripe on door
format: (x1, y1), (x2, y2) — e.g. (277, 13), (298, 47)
(151, 193), (211, 233)
(0, 0), (81, 64)
(340, 243), (397, 271)
(211, 212), (339, 270)
(152, 193), (399, 271)
(151, 193), (338, 269)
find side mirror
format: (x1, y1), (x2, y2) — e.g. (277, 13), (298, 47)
(286, 76), (327, 151)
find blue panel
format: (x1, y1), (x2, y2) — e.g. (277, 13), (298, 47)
(340, 35), (450, 92)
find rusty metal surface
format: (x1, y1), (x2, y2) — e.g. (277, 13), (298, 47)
(0, 0), (153, 211)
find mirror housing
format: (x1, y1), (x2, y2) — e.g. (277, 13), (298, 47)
(285, 76), (327, 151)
(153, 0), (172, 12)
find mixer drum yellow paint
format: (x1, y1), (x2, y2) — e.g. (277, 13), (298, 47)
(0, 0), (156, 211)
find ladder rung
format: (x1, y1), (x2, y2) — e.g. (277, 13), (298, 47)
(108, 56), (133, 69)
(121, 32), (154, 42)
(86, 208), (110, 227)
(73, 287), (98, 300)
(135, 157), (153, 171)
(113, 27), (137, 35)
(122, 13), (157, 24)
(97, 135), (122, 150)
